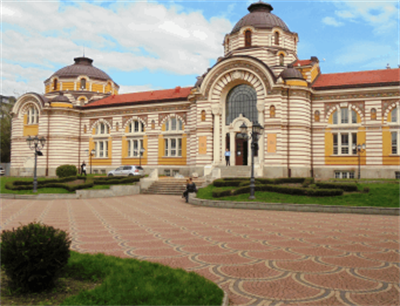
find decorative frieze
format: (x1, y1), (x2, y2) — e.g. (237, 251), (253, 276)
(313, 91), (400, 101)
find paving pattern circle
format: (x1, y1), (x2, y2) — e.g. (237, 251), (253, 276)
(1, 195), (399, 305)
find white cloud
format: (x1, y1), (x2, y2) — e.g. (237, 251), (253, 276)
(330, 1), (398, 34)
(1, 1), (232, 96)
(322, 16), (344, 27)
(119, 84), (157, 94)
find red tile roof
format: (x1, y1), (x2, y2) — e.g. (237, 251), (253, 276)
(293, 59), (313, 66)
(312, 68), (400, 89)
(83, 86), (193, 108)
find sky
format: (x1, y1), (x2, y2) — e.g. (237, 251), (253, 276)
(1, 0), (399, 97)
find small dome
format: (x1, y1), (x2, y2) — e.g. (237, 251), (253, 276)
(231, 2), (290, 34)
(49, 92), (71, 103)
(48, 57), (112, 81)
(280, 66), (304, 80)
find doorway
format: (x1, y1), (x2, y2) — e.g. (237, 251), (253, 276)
(235, 136), (248, 165)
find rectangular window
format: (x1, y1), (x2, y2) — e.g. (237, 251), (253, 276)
(341, 108), (348, 124)
(128, 140), (131, 157)
(165, 120), (169, 131)
(396, 172), (400, 179)
(178, 119), (183, 131)
(334, 172), (340, 179)
(164, 139), (169, 156)
(392, 108), (397, 123)
(352, 133), (357, 154)
(133, 140), (138, 156)
(342, 172), (348, 179)
(392, 132), (397, 154)
(178, 138), (182, 157)
(349, 172), (355, 179)
(140, 140), (144, 155)
(333, 133), (338, 155)
(99, 141), (104, 157)
(105, 141), (108, 157)
(171, 139), (176, 156)
(341, 134), (349, 154)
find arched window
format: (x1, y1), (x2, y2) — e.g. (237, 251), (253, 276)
(53, 79), (58, 90)
(371, 108), (377, 120)
(391, 107), (398, 122)
(274, 32), (279, 45)
(201, 110), (206, 121)
(245, 30), (252, 47)
(27, 106), (38, 124)
(80, 78), (86, 89)
(226, 84), (257, 125)
(332, 108), (358, 125)
(270, 105), (276, 118)
(129, 120), (145, 133)
(314, 111), (320, 122)
(165, 117), (183, 131)
(95, 122), (109, 135)
(226, 38), (230, 52)
(279, 54), (284, 66)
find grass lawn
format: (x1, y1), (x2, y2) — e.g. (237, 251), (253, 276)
(1, 251), (223, 306)
(197, 182), (400, 207)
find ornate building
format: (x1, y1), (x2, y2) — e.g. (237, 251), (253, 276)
(11, 2), (400, 179)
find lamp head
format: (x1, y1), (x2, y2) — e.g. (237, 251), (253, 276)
(252, 121), (264, 135)
(33, 135), (40, 145)
(239, 122), (248, 134)
(362, 143), (366, 150)
(140, 148), (145, 153)
(91, 149), (96, 155)
(39, 137), (46, 147)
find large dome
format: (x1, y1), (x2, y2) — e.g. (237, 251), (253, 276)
(231, 2), (290, 34)
(48, 57), (112, 81)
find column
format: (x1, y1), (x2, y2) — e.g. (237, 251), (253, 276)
(230, 131), (235, 166)
(257, 102), (265, 166)
(212, 106), (222, 164)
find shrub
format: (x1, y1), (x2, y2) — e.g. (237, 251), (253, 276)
(302, 177), (315, 188)
(253, 184), (343, 197)
(213, 179), (243, 187)
(273, 177), (306, 184)
(212, 189), (232, 198)
(255, 178), (275, 185)
(56, 165), (77, 178)
(363, 187), (370, 193)
(1, 222), (71, 292)
(316, 182), (358, 192)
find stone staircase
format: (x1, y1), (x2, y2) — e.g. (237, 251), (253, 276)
(141, 178), (205, 195)
(219, 166), (251, 178)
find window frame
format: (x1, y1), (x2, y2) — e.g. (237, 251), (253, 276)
(127, 138), (144, 157)
(331, 108), (360, 126)
(95, 122), (109, 135)
(391, 131), (399, 155)
(164, 117), (183, 132)
(332, 132), (358, 156)
(164, 137), (182, 157)
(94, 140), (109, 158)
(390, 107), (398, 123)
(27, 107), (38, 125)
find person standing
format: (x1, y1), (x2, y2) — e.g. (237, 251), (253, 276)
(81, 161), (87, 176)
(225, 148), (231, 166)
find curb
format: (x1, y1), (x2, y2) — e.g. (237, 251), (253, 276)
(221, 289), (229, 306)
(189, 195), (399, 216)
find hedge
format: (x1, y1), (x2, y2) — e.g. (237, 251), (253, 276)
(213, 179), (244, 187)
(212, 189), (233, 198)
(302, 177), (315, 188)
(253, 185), (343, 197)
(316, 182), (358, 192)
(56, 165), (77, 178)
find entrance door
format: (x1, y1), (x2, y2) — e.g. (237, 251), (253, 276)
(235, 136), (248, 166)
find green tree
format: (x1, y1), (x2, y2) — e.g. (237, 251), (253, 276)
(1, 96), (16, 163)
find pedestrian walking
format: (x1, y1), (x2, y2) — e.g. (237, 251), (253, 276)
(81, 161), (87, 176)
(225, 148), (231, 166)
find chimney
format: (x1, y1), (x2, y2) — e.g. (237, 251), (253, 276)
(174, 86), (181, 93)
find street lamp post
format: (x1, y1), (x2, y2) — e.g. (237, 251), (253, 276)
(236, 121), (264, 199)
(139, 148), (145, 167)
(26, 135), (46, 193)
(90, 149), (95, 174)
(353, 143), (366, 179)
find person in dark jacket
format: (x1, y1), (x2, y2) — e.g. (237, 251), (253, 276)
(183, 178), (197, 203)
(81, 161), (87, 176)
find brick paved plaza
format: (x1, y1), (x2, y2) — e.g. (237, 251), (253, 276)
(1, 195), (399, 305)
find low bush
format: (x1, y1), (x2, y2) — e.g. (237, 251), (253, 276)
(255, 178), (275, 185)
(56, 165), (77, 178)
(316, 182), (358, 192)
(1, 222), (71, 292)
(273, 177), (306, 184)
(254, 184), (343, 197)
(93, 176), (141, 184)
(213, 179), (243, 187)
(212, 188), (233, 198)
(302, 177), (315, 188)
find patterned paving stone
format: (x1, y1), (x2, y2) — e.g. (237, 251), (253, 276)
(1, 195), (399, 306)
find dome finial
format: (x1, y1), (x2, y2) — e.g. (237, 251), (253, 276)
(248, 1), (273, 13)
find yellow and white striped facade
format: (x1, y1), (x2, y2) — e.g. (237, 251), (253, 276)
(10, 2), (400, 179)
